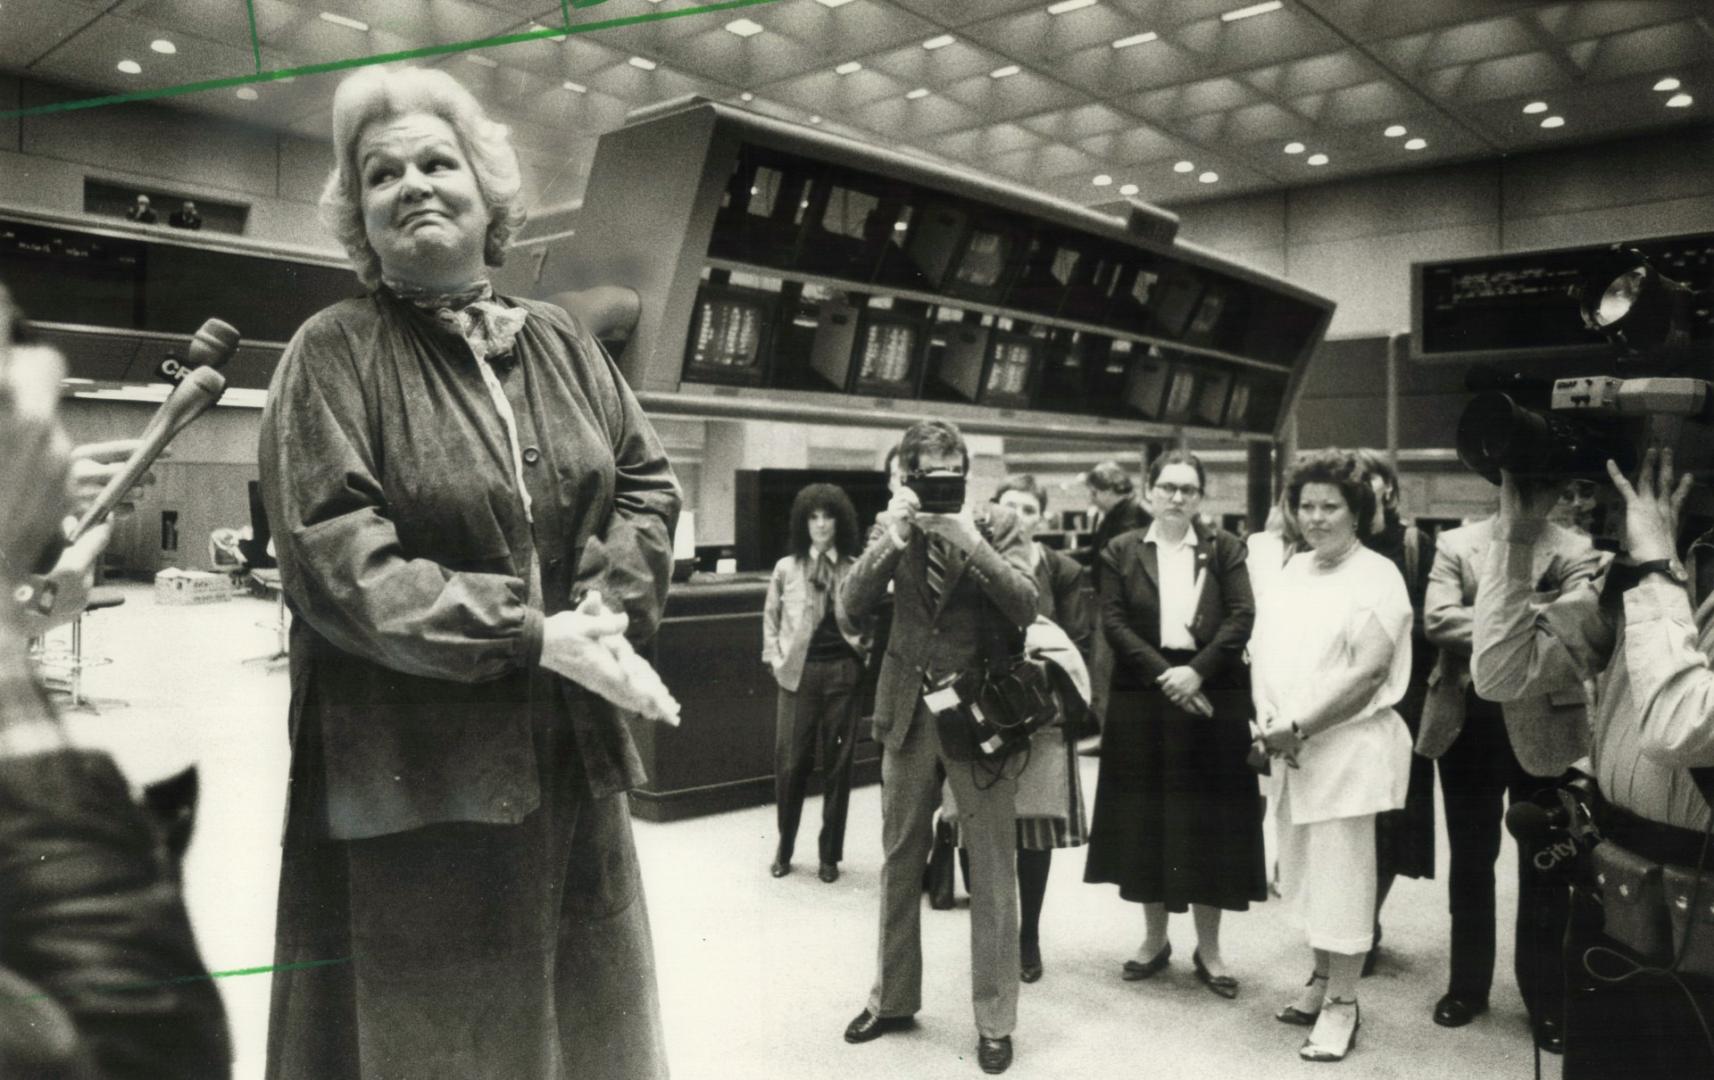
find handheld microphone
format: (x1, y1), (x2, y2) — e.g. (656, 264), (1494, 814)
(70, 364), (229, 542)
(1506, 778), (1602, 879)
(156, 318), (240, 383)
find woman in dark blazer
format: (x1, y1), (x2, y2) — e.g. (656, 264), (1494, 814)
(1083, 450), (1264, 999)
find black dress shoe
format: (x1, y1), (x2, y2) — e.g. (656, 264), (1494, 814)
(1121, 941), (1171, 981)
(1192, 949), (1238, 1000)
(1432, 993), (1488, 1028)
(819, 862), (839, 883)
(977, 1034), (1013, 1074)
(1534, 1016), (1565, 1054)
(1020, 940), (1043, 983)
(844, 1009), (914, 1044)
(769, 858), (790, 878)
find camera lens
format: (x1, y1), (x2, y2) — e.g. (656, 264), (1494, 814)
(1456, 391), (1629, 484)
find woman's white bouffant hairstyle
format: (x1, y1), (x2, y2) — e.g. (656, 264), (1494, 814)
(320, 66), (526, 288)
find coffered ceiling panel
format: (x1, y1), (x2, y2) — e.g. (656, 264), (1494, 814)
(1, 0), (1707, 214)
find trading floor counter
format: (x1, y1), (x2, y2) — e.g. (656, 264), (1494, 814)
(632, 572), (883, 822)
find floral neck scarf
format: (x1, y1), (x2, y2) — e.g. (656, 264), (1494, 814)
(383, 277), (529, 363)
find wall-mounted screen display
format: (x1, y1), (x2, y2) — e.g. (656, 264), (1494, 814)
(851, 313), (925, 397)
(684, 285), (774, 385)
(1161, 365), (1198, 422)
(1192, 368), (1231, 425)
(982, 335), (1036, 408)
(1122, 347), (1170, 418)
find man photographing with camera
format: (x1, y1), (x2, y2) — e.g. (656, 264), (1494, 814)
(1472, 447), (1714, 1079)
(840, 419), (1038, 1075)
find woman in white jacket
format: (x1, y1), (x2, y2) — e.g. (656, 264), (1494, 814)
(763, 483), (868, 883)
(1251, 449), (1413, 1064)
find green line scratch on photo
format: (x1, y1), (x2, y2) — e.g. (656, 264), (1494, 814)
(1, 0), (779, 121)
(246, 0), (262, 75)
(10, 957), (353, 1002)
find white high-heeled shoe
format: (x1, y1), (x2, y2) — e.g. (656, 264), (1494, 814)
(1300, 998), (1360, 1063)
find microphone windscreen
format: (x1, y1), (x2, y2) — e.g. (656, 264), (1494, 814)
(187, 318), (241, 370)
(1505, 800), (1552, 843)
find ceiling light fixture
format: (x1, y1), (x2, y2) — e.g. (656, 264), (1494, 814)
(628, 56), (657, 71)
(923, 34), (955, 50)
(116, 59), (142, 74)
(150, 39), (176, 55)
(836, 61), (862, 75)
(318, 11), (368, 31)
(1198, 171), (1219, 183)
(1383, 124), (1405, 137)
(466, 53), (498, 68)
(1666, 93), (1694, 108)
(1283, 141), (1304, 154)
(1221, 1), (1282, 22)
(1112, 31), (1158, 49)
(1404, 137), (1427, 150)
(990, 64), (1021, 78)
(1047, 0), (1098, 14)
(1173, 160), (1194, 173)
(1654, 77), (1681, 92)
(1306, 153), (1328, 165)
(814, 0), (855, 8)
(906, 87), (930, 100)
(236, 86), (258, 100)
(1541, 115), (1565, 128)
(741, 91), (755, 101)
(1120, 183), (1139, 195)
(1093, 174), (1112, 186)
(809, 115), (823, 124)
(563, 80), (587, 93)
(1522, 100), (1548, 114)
(725, 18), (764, 37)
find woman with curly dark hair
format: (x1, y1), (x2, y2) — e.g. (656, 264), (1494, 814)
(1251, 448), (1414, 1064)
(763, 483), (869, 882)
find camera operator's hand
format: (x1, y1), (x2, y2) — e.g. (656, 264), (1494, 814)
(1496, 468), (1564, 528)
(916, 506), (980, 553)
(878, 488), (919, 548)
(1607, 445), (1692, 563)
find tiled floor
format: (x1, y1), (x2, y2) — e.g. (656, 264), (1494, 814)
(54, 581), (1554, 1079)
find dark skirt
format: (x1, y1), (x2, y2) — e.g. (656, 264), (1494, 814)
(1377, 669), (1437, 881)
(265, 693), (667, 1080)
(1083, 662), (1268, 912)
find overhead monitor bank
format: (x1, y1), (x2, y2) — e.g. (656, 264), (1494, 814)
(529, 96), (1335, 442)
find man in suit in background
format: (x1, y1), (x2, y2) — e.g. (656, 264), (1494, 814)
(1080, 461), (1150, 731)
(1420, 500), (1604, 1051)
(841, 419), (1038, 1075)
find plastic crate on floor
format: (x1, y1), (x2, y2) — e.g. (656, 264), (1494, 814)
(154, 568), (234, 605)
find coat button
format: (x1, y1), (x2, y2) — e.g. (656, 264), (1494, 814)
(522, 446), (541, 465)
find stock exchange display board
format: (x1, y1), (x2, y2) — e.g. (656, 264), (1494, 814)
(1413, 230), (1714, 363)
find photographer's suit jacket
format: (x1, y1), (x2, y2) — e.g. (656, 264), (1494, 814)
(1421, 517), (1605, 776)
(842, 504), (1039, 752)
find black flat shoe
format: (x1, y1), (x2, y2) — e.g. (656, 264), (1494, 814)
(1432, 993), (1488, 1028)
(1121, 941), (1171, 981)
(1192, 949), (1238, 999)
(1020, 940), (1043, 984)
(977, 1034), (1013, 1074)
(1276, 971), (1328, 1026)
(844, 1009), (914, 1044)
(769, 858), (790, 878)
(819, 862), (839, 883)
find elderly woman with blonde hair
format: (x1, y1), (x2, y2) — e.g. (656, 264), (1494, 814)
(260, 66), (681, 1080)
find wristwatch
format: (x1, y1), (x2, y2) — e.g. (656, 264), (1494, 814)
(1628, 558), (1690, 588)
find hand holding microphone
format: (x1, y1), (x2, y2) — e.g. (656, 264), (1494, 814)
(69, 318), (238, 542)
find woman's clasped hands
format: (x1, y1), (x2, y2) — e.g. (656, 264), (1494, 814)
(541, 590), (681, 725)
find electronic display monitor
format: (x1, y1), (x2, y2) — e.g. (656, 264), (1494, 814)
(849, 311), (926, 397)
(1006, 231), (1076, 317)
(1059, 247), (1125, 323)
(709, 151), (813, 267)
(981, 334), (1038, 409)
(930, 318), (990, 403)
(1085, 337), (1136, 415)
(798, 173), (913, 282)
(1182, 288), (1228, 348)
(683, 285), (775, 386)
(807, 297), (862, 391)
(942, 224), (1019, 305)
(1191, 367), (1232, 426)
(1, 219), (143, 329)
(1161, 363), (1199, 423)
(1033, 328), (1099, 412)
(1121, 346), (1170, 418)
(903, 203), (967, 290)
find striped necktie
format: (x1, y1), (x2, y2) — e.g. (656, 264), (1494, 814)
(925, 534), (948, 605)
